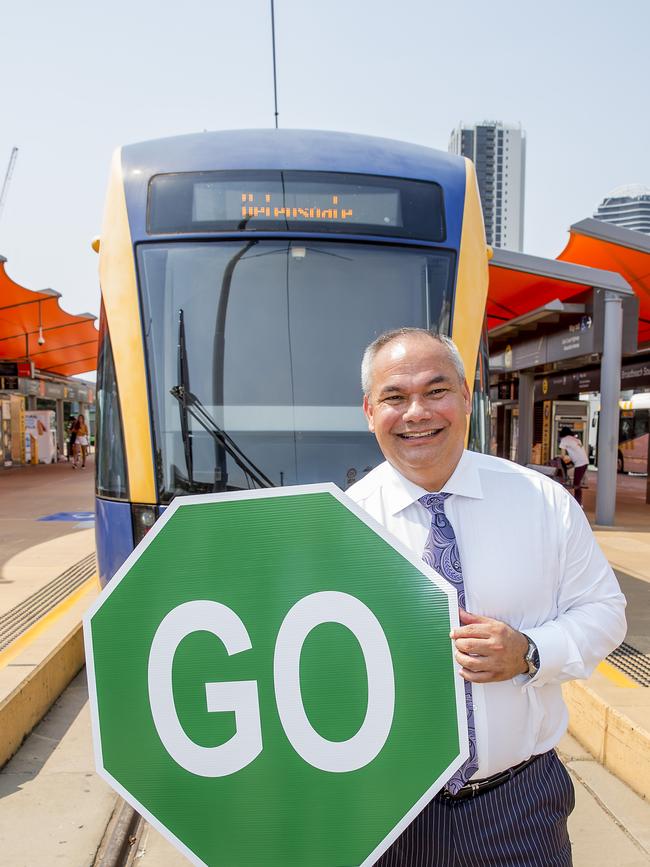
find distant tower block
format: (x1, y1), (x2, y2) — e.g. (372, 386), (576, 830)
(594, 185), (650, 234)
(449, 122), (526, 251)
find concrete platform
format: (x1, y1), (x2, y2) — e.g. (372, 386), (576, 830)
(565, 469), (650, 801)
(0, 457), (98, 766)
(0, 670), (117, 867)
(560, 733), (650, 866)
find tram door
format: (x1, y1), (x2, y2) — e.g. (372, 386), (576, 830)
(551, 401), (590, 456)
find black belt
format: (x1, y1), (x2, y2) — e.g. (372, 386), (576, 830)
(437, 753), (543, 801)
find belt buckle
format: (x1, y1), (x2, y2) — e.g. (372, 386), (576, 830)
(440, 783), (472, 801)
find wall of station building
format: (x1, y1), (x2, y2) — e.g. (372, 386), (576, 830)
(0, 366), (95, 467)
(490, 359), (650, 474)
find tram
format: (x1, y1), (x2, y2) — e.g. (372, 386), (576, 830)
(94, 129), (490, 585)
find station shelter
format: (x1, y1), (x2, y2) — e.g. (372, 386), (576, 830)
(487, 218), (650, 523)
(0, 256), (99, 467)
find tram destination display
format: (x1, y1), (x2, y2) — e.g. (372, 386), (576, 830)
(148, 170), (446, 241)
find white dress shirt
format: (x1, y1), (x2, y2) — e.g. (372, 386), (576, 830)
(346, 449), (627, 779)
(559, 435), (589, 468)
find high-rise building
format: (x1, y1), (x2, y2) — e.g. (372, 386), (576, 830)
(448, 121), (526, 251)
(593, 185), (650, 234)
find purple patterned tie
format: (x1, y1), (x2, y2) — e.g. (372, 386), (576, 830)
(419, 492), (479, 794)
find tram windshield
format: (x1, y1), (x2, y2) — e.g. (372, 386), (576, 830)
(138, 239), (455, 501)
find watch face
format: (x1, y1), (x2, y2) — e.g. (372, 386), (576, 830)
(526, 640), (540, 675)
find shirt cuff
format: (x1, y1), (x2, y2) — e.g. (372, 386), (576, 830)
(516, 623), (577, 688)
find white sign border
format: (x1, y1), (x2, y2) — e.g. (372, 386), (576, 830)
(83, 482), (469, 867)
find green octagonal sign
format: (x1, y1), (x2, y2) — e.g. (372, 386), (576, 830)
(84, 484), (467, 866)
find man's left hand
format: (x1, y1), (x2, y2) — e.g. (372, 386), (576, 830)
(450, 609), (529, 683)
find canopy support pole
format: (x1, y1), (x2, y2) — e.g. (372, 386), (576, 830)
(516, 372), (534, 466)
(596, 291), (623, 526)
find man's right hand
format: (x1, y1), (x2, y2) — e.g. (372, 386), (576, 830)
(450, 608), (529, 683)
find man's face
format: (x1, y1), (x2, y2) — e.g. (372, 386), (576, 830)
(363, 335), (471, 491)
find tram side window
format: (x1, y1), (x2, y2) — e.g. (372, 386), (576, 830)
(96, 311), (129, 500)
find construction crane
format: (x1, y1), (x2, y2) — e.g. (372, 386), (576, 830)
(0, 147), (19, 226)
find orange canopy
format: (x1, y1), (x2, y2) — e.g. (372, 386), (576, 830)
(487, 247), (630, 332)
(557, 219), (650, 347)
(0, 257), (98, 377)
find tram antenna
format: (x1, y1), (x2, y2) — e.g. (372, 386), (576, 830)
(270, 0), (280, 128)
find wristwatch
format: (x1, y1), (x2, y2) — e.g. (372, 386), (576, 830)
(523, 635), (540, 677)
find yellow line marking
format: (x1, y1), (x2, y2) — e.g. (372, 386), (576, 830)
(596, 659), (639, 689)
(0, 574), (99, 670)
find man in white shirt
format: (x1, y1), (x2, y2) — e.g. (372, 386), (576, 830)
(347, 327), (626, 866)
(559, 426), (590, 506)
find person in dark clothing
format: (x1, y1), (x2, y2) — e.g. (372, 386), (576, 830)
(67, 416), (77, 463)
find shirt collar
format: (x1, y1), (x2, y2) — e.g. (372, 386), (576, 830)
(384, 449), (484, 516)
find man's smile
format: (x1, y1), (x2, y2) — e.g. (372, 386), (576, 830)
(397, 428), (444, 440)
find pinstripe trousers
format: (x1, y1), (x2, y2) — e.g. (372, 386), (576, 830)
(375, 750), (575, 866)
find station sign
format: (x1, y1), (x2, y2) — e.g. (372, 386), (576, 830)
(84, 484), (466, 867)
(493, 313), (599, 371)
(491, 287), (638, 375)
(18, 377), (94, 403)
(533, 358), (650, 399)
(17, 361), (34, 378)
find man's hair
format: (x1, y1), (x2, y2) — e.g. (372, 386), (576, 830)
(361, 327), (466, 397)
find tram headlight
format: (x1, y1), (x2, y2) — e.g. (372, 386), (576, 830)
(131, 504), (158, 546)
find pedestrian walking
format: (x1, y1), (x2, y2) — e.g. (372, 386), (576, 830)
(559, 425), (590, 506)
(73, 413), (89, 469)
(347, 327), (626, 866)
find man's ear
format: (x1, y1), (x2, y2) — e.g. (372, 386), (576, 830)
(363, 394), (375, 433)
(462, 380), (471, 414)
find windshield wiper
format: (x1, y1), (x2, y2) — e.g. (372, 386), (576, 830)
(174, 309), (194, 486)
(170, 308), (274, 491)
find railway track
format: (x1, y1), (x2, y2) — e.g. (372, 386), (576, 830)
(94, 799), (144, 867)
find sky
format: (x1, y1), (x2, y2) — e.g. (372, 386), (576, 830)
(1, 0), (648, 340)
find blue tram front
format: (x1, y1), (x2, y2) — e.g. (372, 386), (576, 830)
(94, 130), (489, 585)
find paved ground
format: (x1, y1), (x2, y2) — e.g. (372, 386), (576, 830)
(0, 456), (95, 614)
(580, 469), (650, 748)
(0, 671), (116, 867)
(583, 470), (650, 532)
(561, 732), (650, 866)
(584, 473), (650, 596)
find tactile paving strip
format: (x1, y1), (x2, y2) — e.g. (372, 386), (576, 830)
(606, 642), (650, 687)
(0, 552), (96, 652)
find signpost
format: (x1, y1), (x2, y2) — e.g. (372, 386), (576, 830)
(84, 484), (466, 866)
